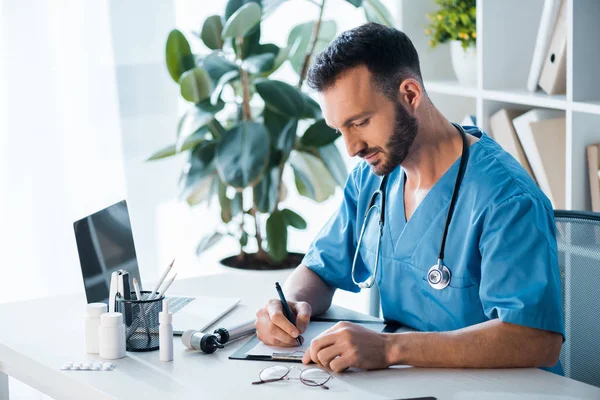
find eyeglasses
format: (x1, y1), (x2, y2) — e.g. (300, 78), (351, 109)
(251, 365), (333, 390)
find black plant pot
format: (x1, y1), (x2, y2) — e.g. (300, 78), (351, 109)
(219, 252), (305, 271)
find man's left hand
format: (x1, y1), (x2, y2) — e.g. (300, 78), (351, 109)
(301, 321), (390, 372)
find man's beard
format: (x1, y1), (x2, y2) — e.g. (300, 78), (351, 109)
(367, 101), (419, 176)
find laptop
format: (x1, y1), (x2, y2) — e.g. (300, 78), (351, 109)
(73, 200), (240, 335)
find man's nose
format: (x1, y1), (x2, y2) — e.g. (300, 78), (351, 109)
(342, 131), (364, 158)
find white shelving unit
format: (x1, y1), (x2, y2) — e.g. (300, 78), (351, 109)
(395, 0), (600, 212)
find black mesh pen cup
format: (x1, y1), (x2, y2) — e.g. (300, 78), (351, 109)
(116, 291), (164, 352)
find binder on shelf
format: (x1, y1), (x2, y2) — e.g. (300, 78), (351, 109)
(489, 108), (536, 183)
(586, 144), (600, 212)
(538, 0), (567, 95)
(513, 109), (565, 209)
(527, 0), (560, 92)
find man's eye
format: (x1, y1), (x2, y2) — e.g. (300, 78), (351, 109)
(355, 119), (369, 128)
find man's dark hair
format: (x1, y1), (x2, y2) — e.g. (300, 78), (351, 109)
(307, 22), (423, 100)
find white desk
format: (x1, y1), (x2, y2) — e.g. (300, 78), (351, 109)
(1, 269), (599, 400)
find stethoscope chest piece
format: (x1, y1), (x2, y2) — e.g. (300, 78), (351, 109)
(427, 260), (451, 290)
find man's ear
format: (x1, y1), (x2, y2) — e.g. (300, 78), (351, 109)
(398, 78), (423, 112)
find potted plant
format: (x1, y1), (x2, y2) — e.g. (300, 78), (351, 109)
(425, 0), (477, 86)
(147, 0), (393, 270)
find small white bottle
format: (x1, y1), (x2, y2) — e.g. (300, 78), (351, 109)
(85, 303), (107, 354)
(98, 312), (126, 360)
(159, 300), (173, 362)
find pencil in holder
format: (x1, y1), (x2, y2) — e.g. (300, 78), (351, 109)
(116, 291), (163, 352)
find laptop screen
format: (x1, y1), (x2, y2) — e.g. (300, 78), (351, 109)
(73, 200), (142, 304)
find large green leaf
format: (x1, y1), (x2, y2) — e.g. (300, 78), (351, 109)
(222, 2), (262, 39)
(300, 119), (340, 147)
(317, 143), (348, 188)
(281, 208), (307, 229)
(179, 67), (212, 103)
(266, 210), (288, 262)
(290, 151), (336, 202)
(197, 98), (226, 114)
(345, 0), (362, 6)
(184, 142), (217, 190)
(231, 24), (261, 59)
(185, 173), (218, 206)
(225, 0), (262, 58)
(225, 0), (262, 19)
(286, 20), (337, 76)
(363, 0), (394, 27)
(278, 119), (297, 158)
(147, 129), (207, 161)
(263, 107), (288, 146)
(218, 180), (233, 223)
(262, 0), (286, 18)
(210, 69), (240, 105)
(202, 53), (238, 85)
(201, 15), (224, 50)
(215, 122), (270, 188)
(255, 80), (304, 118)
(263, 108), (297, 158)
(300, 92), (322, 119)
(242, 53), (275, 74)
(166, 29), (196, 83)
(196, 231), (225, 256)
(177, 105), (219, 150)
(253, 165), (279, 213)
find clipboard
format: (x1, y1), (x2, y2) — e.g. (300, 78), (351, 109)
(228, 318), (403, 363)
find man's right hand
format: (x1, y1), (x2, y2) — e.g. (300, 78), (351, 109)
(255, 299), (312, 346)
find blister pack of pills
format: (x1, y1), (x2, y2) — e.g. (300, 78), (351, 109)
(60, 361), (116, 371)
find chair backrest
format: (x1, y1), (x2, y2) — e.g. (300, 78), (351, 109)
(554, 210), (600, 387)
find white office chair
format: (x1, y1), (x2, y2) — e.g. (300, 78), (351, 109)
(555, 210), (600, 388)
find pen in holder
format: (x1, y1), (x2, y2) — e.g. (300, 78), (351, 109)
(116, 291), (163, 352)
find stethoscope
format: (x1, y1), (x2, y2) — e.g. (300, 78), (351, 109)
(351, 122), (470, 290)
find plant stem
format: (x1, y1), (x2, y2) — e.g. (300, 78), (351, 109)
(238, 190), (245, 257)
(251, 206), (268, 259)
(298, 0), (326, 88)
(236, 36), (253, 121)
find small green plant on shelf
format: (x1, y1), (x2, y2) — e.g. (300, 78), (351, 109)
(425, 0), (476, 51)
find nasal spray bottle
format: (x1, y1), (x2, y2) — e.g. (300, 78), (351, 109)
(159, 299), (173, 362)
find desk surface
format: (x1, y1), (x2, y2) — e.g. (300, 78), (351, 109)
(1, 269), (599, 400)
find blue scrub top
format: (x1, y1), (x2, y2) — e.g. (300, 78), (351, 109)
(302, 126), (565, 375)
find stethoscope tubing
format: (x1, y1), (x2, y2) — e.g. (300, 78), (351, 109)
(351, 122), (470, 290)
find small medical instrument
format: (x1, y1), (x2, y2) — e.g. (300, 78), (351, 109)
(351, 122), (470, 290)
(159, 299), (174, 362)
(182, 320), (256, 354)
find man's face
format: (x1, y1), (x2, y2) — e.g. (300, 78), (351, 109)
(320, 65), (418, 176)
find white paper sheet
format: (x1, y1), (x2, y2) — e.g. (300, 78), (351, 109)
(246, 321), (386, 356)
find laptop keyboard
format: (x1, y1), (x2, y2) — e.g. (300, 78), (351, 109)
(166, 296), (195, 313)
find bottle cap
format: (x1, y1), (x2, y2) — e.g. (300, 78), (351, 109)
(159, 300), (172, 324)
(101, 312), (123, 327)
(86, 303), (107, 316)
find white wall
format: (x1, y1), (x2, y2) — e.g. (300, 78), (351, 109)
(0, 0), (127, 303)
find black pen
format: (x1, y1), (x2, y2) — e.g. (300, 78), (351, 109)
(275, 282), (303, 346)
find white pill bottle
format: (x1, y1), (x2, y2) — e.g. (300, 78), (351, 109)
(84, 303), (107, 353)
(98, 312), (126, 359)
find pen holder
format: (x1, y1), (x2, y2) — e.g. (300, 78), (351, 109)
(116, 291), (163, 352)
